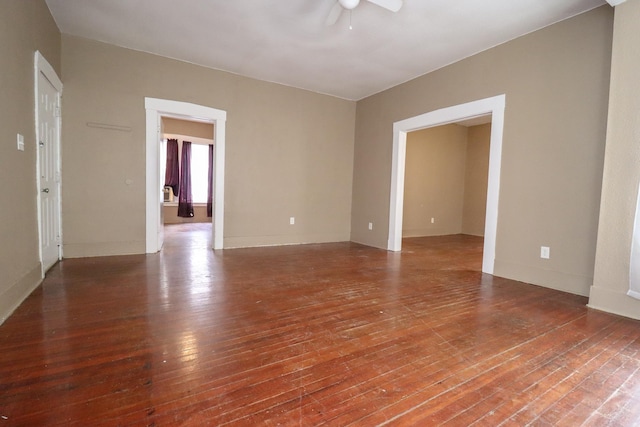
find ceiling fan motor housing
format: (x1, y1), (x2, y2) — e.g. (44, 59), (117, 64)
(339, 0), (361, 10)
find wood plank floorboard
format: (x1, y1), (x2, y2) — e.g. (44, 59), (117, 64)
(1, 223), (640, 426)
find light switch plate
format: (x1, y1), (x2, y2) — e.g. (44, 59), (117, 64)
(17, 134), (24, 151)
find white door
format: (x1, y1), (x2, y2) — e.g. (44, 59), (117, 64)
(36, 68), (62, 274)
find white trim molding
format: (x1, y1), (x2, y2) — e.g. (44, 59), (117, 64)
(34, 51), (63, 275)
(388, 94), (506, 275)
(145, 98), (227, 252)
(606, 0), (627, 6)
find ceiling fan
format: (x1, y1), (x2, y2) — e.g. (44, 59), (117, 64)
(325, 0), (403, 26)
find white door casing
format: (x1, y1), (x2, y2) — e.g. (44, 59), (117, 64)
(35, 51), (63, 276)
(145, 98), (227, 252)
(388, 95), (505, 274)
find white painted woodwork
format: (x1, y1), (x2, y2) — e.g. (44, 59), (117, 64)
(145, 98), (227, 252)
(35, 51), (63, 276)
(388, 94), (506, 275)
(629, 185), (640, 300)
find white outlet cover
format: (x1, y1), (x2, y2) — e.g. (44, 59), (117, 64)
(540, 246), (550, 259)
(290, 217), (295, 225)
(368, 222), (373, 230)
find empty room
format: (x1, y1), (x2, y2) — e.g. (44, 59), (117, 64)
(1, 0), (640, 425)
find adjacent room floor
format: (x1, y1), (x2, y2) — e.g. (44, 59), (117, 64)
(1, 224), (639, 425)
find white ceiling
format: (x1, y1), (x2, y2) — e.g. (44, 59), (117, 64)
(45, 0), (607, 101)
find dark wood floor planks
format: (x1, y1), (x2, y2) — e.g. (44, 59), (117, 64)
(1, 223), (639, 426)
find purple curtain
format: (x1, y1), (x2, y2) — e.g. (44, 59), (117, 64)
(207, 144), (214, 218)
(177, 141), (194, 217)
(164, 139), (179, 196)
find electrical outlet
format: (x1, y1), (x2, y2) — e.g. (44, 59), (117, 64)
(431, 217), (435, 224)
(540, 246), (550, 259)
(368, 222), (373, 230)
(289, 217), (295, 225)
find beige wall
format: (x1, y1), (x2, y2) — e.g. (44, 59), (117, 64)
(61, 36), (356, 256)
(163, 118), (213, 139)
(0, 0), (61, 322)
(352, 7), (613, 296)
(163, 205), (210, 224)
(403, 124), (467, 237)
(462, 123), (491, 236)
(590, 0), (640, 319)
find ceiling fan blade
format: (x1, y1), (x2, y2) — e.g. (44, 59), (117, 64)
(366, 0), (403, 12)
(325, 1), (344, 26)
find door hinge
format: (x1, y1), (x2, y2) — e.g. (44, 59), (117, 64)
(54, 106), (61, 117)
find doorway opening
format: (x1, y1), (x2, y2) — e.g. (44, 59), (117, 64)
(403, 117), (491, 241)
(161, 117), (215, 249)
(388, 95), (505, 274)
(145, 98), (226, 253)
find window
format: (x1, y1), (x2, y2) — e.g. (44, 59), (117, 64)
(189, 143), (210, 203)
(163, 139), (212, 205)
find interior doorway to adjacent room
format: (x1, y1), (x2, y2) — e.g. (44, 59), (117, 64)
(388, 95), (505, 275)
(145, 98), (227, 253)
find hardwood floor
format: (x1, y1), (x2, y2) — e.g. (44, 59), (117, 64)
(1, 224), (640, 426)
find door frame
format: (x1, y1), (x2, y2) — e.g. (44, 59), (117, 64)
(145, 98), (227, 252)
(34, 51), (63, 277)
(388, 94), (506, 274)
